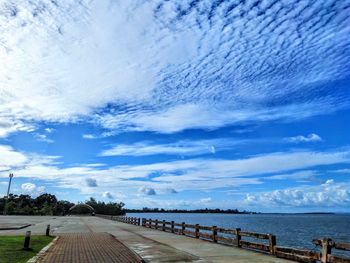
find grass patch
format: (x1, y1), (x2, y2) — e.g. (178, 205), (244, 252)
(0, 235), (54, 263)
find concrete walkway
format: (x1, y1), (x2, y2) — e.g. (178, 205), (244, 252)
(0, 216), (293, 263)
(88, 217), (292, 263)
(35, 233), (143, 263)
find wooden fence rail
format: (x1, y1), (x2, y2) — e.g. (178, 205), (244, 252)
(312, 238), (350, 263)
(96, 215), (350, 263)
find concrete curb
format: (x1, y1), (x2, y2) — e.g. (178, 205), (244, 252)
(27, 236), (60, 263)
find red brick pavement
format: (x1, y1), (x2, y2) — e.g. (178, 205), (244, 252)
(36, 233), (144, 263)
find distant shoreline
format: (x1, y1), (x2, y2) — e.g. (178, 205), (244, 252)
(126, 211), (338, 215)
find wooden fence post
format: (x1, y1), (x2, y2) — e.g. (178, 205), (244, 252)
(171, 221), (175, 233)
(268, 234), (276, 255)
(155, 219), (158, 230)
(46, 224), (50, 236)
(23, 231), (31, 250)
(181, 222), (185, 235)
(195, 224), (199, 238)
(321, 238), (332, 263)
(212, 226), (218, 243)
(236, 228), (241, 247)
(138, 218), (141, 226)
(149, 218), (152, 228)
(162, 220), (166, 231)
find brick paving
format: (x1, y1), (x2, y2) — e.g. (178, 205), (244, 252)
(36, 233), (144, 263)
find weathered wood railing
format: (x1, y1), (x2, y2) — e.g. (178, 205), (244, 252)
(142, 218), (275, 253)
(312, 238), (350, 263)
(96, 214), (140, 225)
(96, 215), (350, 263)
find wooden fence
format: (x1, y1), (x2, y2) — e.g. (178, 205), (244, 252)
(96, 215), (350, 263)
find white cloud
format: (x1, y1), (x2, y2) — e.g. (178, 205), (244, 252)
(126, 197), (215, 209)
(44, 128), (55, 133)
(2, 145), (350, 200)
(138, 186), (157, 196)
(96, 103), (337, 134)
(0, 1), (348, 135)
(85, 178), (97, 187)
(21, 182), (46, 196)
(165, 188), (178, 194)
(245, 180), (350, 208)
(286, 133), (323, 143)
(82, 134), (96, 139)
(21, 183), (36, 192)
(199, 197), (212, 204)
(0, 118), (35, 138)
(100, 138), (244, 157)
(83, 163), (106, 168)
(266, 170), (318, 182)
(102, 191), (114, 199)
(0, 145), (28, 167)
(34, 133), (54, 143)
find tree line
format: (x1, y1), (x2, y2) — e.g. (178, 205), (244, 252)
(0, 194), (125, 216)
(126, 207), (257, 214)
(0, 194), (254, 216)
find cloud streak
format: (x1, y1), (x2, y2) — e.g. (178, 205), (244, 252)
(100, 138), (244, 157)
(2, 145), (350, 199)
(286, 133), (323, 143)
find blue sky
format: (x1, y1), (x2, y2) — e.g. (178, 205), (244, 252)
(0, 0), (349, 212)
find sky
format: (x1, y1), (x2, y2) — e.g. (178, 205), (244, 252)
(0, 0), (349, 212)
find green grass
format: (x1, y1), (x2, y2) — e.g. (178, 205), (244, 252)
(0, 235), (54, 263)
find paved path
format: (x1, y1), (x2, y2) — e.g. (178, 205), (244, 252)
(36, 233), (143, 263)
(0, 216), (293, 263)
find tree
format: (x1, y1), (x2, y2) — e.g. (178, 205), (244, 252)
(0, 194), (126, 216)
(56, 200), (74, 215)
(85, 198), (125, 215)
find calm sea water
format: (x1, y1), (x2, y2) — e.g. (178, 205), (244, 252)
(127, 213), (350, 251)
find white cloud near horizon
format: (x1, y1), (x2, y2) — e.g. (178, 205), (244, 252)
(125, 196), (214, 209)
(2, 144), (350, 200)
(245, 180), (350, 208)
(21, 182), (46, 196)
(0, 1), (349, 136)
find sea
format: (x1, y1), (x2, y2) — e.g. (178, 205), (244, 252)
(127, 212), (350, 255)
